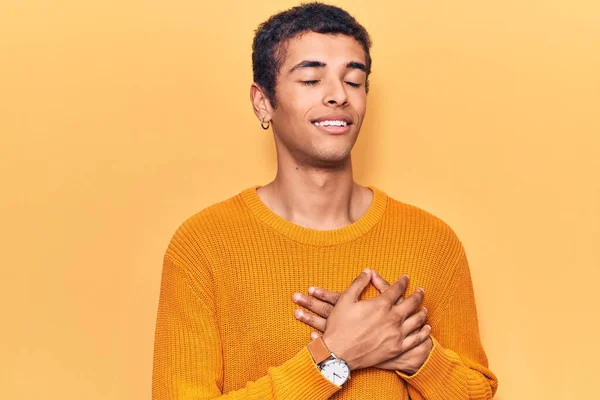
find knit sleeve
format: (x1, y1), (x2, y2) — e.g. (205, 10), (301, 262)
(152, 254), (341, 400)
(396, 247), (499, 399)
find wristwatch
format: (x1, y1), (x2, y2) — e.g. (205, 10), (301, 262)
(307, 336), (350, 386)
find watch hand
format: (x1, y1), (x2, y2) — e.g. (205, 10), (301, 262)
(333, 373), (341, 379)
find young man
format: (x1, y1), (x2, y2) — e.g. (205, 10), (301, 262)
(152, 3), (498, 399)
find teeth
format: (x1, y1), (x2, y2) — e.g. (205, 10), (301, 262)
(313, 120), (348, 127)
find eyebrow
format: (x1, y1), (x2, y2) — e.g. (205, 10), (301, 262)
(287, 60), (367, 74)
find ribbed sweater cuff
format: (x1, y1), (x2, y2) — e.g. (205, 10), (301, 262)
(269, 346), (341, 399)
(395, 336), (468, 398)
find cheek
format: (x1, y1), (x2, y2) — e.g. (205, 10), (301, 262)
(352, 93), (367, 116)
(283, 98), (314, 123)
(276, 84), (314, 119)
(279, 101), (308, 125)
(351, 87), (367, 104)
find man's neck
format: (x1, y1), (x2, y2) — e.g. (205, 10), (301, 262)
(256, 167), (373, 231)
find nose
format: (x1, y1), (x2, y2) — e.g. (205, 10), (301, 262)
(323, 79), (348, 107)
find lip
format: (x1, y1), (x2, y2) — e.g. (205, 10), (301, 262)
(312, 122), (351, 135)
(310, 114), (353, 135)
(311, 114), (353, 124)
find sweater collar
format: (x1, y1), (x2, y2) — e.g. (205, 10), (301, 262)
(240, 185), (388, 246)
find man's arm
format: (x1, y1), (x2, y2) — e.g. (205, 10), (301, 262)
(152, 254), (341, 399)
(295, 247), (498, 399)
(396, 247), (499, 399)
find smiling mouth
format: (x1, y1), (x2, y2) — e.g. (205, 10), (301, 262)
(311, 120), (352, 134)
(311, 120), (351, 127)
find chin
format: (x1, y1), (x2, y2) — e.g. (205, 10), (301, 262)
(312, 148), (353, 166)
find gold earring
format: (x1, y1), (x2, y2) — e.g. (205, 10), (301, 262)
(261, 117), (270, 130)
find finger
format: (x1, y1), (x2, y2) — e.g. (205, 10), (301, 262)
(292, 293), (334, 318)
(308, 286), (341, 306)
(380, 274), (409, 305)
(371, 271), (391, 293)
(343, 268), (373, 302)
(397, 287), (425, 316)
(375, 329), (431, 371)
(401, 307), (428, 336)
(400, 324), (431, 354)
(372, 271), (404, 305)
(294, 309), (326, 332)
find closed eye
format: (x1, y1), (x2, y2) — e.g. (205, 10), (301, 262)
(301, 80), (362, 88)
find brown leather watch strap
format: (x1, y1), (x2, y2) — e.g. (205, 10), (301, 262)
(306, 336), (332, 365)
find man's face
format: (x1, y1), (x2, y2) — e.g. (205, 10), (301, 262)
(270, 31), (368, 168)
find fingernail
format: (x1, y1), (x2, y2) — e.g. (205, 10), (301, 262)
(423, 307), (428, 314)
(308, 286), (315, 295)
(419, 287), (425, 293)
(363, 268), (371, 273)
(295, 309), (303, 318)
(372, 270), (378, 276)
(293, 293), (301, 302)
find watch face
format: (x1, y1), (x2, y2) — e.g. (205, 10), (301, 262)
(321, 359), (350, 386)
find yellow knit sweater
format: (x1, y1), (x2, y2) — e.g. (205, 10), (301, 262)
(152, 185), (498, 399)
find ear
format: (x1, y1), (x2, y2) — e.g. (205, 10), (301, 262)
(250, 83), (274, 122)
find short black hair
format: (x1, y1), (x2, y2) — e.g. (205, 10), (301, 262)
(252, 2), (373, 108)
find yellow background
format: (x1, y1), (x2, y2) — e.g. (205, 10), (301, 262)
(1, 1), (598, 398)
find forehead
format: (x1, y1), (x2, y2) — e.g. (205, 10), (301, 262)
(281, 31), (366, 69)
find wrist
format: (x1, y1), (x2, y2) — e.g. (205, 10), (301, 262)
(307, 336), (351, 386)
(322, 334), (356, 371)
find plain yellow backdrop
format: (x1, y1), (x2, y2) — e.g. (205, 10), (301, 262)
(1, 0), (598, 398)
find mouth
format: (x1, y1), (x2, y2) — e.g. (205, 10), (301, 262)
(310, 116), (353, 135)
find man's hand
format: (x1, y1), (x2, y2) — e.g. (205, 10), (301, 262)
(292, 270), (433, 375)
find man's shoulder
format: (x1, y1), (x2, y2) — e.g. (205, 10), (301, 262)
(186, 190), (249, 227)
(164, 187), (254, 260)
(383, 191), (465, 252)
(381, 192), (470, 295)
(386, 193), (458, 231)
